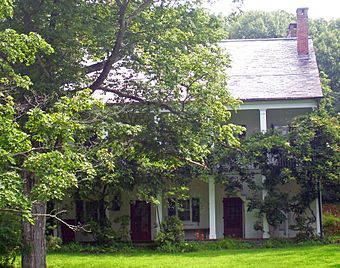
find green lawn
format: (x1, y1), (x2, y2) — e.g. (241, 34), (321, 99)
(39, 245), (340, 268)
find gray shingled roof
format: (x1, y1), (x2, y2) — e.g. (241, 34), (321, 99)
(219, 38), (323, 101)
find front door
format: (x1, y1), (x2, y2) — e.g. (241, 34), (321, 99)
(223, 197), (243, 238)
(61, 219), (76, 243)
(130, 201), (151, 242)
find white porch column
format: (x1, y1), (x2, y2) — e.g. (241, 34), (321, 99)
(315, 196), (322, 236)
(259, 109), (270, 238)
(209, 177), (217, 239)
(156, 195), (163, 234)
(261, 175), (270, 238)
(259, 108), (267, 133)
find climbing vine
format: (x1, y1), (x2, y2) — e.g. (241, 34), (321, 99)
(208, 111), (339, 238)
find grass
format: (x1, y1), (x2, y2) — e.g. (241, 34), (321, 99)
(18, 244), (340, 268)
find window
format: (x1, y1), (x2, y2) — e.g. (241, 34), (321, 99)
(167, 198), (200, 222)
(75, 200), (99, 224)
(191, 198), (200, 222)
(178, 200), (190, 221)
(111, 194), (121, 211)
(168, 198), (176, 217)
(85, 201), (98, 222)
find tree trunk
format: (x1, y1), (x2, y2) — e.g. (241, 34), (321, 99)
(22, 202), (47, 268)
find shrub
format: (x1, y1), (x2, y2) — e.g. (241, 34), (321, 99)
(54, 241), (134, 254)
(0, 212), (21, 268)
(203, 238), (253, 250)
(87, 221), (116, 245)
(155, 216), (187, 252)
(46, 236), (62, 251)
(323, 212), (340, 236)
(155, 216), (184, 246)
(157, 241), (199, 253)
(113, 215), (130, 242)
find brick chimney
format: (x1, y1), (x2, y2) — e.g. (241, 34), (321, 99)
(296, 7), (309, 56)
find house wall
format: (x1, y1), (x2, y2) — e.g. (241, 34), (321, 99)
(229, 108), (312, 135)
(57, 106), (319, 242)
(106, 190), (158, 241)
(214, 175), (263, 239)
(266, 108), (312, 128)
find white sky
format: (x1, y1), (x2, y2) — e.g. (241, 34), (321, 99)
(208, 0), (340, 20)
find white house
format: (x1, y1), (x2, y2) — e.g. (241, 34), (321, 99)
(58, 7), (323, 242)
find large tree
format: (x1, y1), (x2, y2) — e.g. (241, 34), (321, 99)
(1, 1), (242, 267)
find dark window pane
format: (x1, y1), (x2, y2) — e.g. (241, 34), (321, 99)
(178, 200), (190, 221)
(85, 201), (98, 221)
(168, 198), (176, 216)
(75, 200), (84, 224)
(192, 198), (200, 222)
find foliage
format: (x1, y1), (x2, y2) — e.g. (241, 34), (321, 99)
(113, 215), (131, 242)
(226, 10), (294, 39)
(0, 212), (21, 268)
(203, 238), (253, 250)
(0, 90), (100, 218)
(156, 241), (199, 253)
(155, 216), (185, 250)
(1, 0), (244, 266)
(323, 204), (340, 236)
(52, 242), (134, 254)
(208, 110), (340, 237)
(310, 18), (340, 112)
(46, 236), (62, 251)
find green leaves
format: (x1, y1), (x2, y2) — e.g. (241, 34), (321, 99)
(0, 29), (53, 89)
(227, 10), (295, 39)
(0, 0), (13, 19)
(24, 151), (94, 201)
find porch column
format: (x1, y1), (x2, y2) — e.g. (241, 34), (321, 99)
(156, 194), (163, 234)
(209, 177), (217, 239)
(259, 109), (270, 238)
(261, 175), (270, 238)
(259, 108), (267, 133)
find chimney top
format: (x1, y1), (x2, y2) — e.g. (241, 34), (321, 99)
(296, 7), (309, 15)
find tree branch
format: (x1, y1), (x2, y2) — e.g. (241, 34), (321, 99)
(127, 0), (152, 23)
(99, 86), (183, 115)
(88, 0), (153, 89)
(89, 2), (128, 91)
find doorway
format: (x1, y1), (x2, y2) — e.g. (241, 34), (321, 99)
(223, 197), (243, 238)
(130, 201), (151, 242)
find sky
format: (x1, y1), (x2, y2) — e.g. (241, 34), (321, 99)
(208, 0), (340, 20)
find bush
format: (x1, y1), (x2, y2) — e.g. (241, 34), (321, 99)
(0, 212), (21, 268)
(157, 241), (199, 253)
(113, 215), (130, 242)
(53, 241), (134, 254)
(155, 216), (188, 252)
(87, 221), (116, 245)
(202, 238), (253, 250)
(155, 216), (184, 246)
(46, 236), (62, 251)
(323, 212), (340, 236)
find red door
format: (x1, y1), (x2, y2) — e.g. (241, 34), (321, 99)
(61, 219), (76, 243)
(223, 198), (243, 238)
(130, 201), (151, 242)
